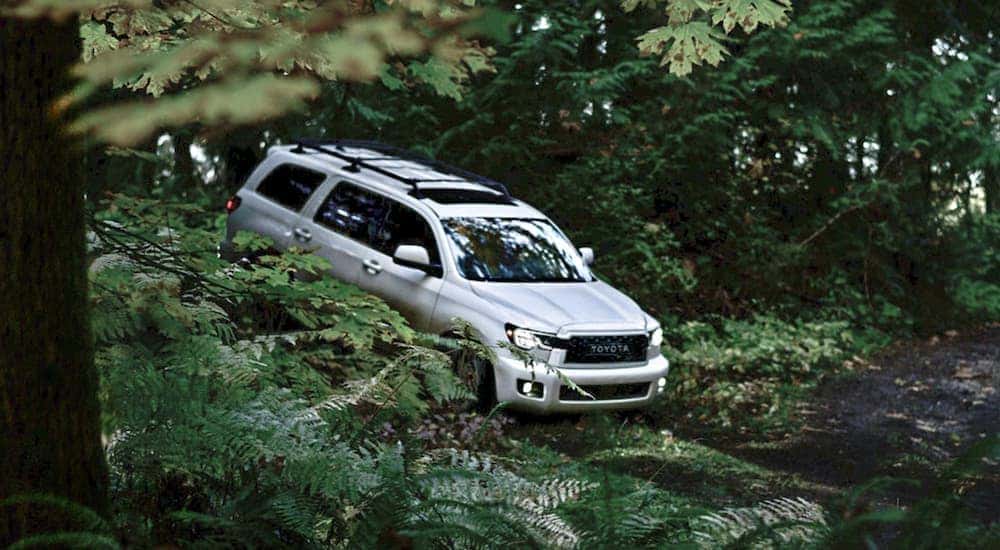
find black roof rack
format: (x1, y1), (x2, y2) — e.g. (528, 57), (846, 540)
(291, 138), (512, 198)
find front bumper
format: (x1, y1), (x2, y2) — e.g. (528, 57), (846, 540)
(493, 353), (670, 414)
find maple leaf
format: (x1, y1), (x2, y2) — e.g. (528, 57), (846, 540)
(80, 20), (119, 62)
(637, 21), (728, 77)
(624, 0), (791, 77)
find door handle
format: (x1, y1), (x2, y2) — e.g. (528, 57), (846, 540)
(362, 258), (383, 275)
(293, 227), (312, 242)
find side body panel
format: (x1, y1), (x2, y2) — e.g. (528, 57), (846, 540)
(295, 179), (367, 285)
(355, 247), (444, 331)
(226, 156), (302, 251)
(352, 190), (448, 331)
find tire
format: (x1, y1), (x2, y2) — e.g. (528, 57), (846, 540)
(442, 333), (499, 413)
(472, 356), (498, 413)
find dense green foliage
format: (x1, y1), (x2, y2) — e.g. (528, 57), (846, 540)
(7, 0), (995, 547)
(78, 195), (997, 548)
(666, 316), (853, 428)
(86, 0), (997, 427)
(55, 0), (788, 144)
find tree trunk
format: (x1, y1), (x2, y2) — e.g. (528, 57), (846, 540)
(0, 15), (109, 546)
(222, 136), (261, 191)
(982, 105), (998, 215)
(173, 129), (197, 189)
(985, 165), (999, 216)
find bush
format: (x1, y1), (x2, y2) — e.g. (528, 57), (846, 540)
(949, 213), (1000, 322)
(663, 315), (855, 428)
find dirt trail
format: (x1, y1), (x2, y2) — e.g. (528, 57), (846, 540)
(503, 326), (998, 519)
(713, 325), (1000, 519)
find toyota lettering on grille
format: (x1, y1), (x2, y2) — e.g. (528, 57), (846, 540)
(567, 334), (647, 363)
(588, 343), (630, 355)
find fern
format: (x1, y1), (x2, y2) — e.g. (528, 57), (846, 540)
(401, 449), (591, 548)
(692, 497), (828, 548)
(90, 194), (605, 548)
(0, 495), (119, 550)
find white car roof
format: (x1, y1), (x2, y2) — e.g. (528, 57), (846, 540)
(267, 144), (548, 220)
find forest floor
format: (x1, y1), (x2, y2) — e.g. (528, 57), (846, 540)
(708, 324), (1000, 519)
(505, 325), (1000, 520)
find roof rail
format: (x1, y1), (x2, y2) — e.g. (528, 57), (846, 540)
(291, 138), (512, 198)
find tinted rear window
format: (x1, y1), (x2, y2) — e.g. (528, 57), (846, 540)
(256, 164), (325, 211)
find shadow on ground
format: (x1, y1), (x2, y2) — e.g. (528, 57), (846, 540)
(694, 325), (1000, 520)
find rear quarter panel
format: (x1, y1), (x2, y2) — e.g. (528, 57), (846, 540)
(225, 156), (298, 251)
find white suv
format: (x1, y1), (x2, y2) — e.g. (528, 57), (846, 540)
(220, 140), (669, 414)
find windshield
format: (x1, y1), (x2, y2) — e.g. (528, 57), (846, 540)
(444, 217), (594, 283)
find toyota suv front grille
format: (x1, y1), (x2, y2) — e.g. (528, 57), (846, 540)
(565, 334), (647, 364)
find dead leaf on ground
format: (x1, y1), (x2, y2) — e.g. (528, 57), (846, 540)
(953, 366), (989, 380)
(915, 420), (938, 433)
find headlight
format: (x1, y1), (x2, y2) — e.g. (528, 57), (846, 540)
(505, 324), (557, 350)
(649, 327), (663, 348)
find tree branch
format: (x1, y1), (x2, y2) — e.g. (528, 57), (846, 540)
(797, 203), (866, 248)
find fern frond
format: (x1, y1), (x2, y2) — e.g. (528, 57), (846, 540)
(692, 497), (828, 548)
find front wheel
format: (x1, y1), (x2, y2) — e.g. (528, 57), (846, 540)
(443, 334), (498, 413)
(471, 356), (497, 413)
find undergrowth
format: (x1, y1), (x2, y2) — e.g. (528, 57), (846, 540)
(19, 192), (984, 548)
(662, 315), (858, 431)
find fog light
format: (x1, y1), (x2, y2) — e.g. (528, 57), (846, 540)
(657, 377), (666, 393)
(517, 379), (544, 398)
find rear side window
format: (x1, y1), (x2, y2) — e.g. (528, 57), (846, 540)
(314, 182), (389, 245)
(314, 182), (440, 263)
(256, 164), (325, 211)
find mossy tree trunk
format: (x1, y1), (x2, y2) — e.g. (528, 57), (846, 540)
(0, 14), (109, 545)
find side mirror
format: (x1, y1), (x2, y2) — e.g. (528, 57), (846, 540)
(579, 247), (595, 266)
(393, 245), (441, 276)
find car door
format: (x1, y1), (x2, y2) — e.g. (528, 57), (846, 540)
(245, 162), (326, 250)
(356, 196), (446, 331)
(297, 180), (387, 286)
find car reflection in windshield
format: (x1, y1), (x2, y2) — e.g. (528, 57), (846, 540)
(444, 218), (594, 283)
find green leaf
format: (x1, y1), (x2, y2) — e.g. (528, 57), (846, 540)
(80, 20), (118, 63)
(626, 0), (791, 76)
(637, 21), (729, 77)
(71, 75), (320, 145)
(665, 0), (715, 25)
(713, 0), (791, 34)
(409, 58), (465, 100)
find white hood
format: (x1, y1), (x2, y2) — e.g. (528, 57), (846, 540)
(468, 280), (649, 333)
